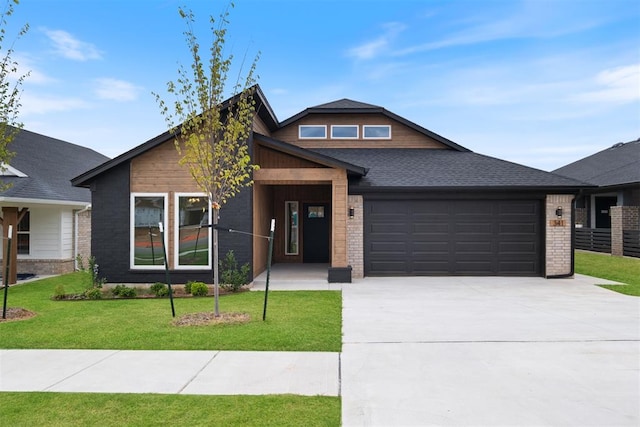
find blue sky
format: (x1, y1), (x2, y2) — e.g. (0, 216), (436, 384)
(7, 0), (640, 171)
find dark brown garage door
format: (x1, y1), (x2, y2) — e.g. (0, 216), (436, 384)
(364, 199), (542, 276)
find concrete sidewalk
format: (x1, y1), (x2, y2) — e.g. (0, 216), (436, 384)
(0, 349), (340, 396)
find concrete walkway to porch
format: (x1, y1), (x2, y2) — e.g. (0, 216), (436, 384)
(251, 263), (343, 291)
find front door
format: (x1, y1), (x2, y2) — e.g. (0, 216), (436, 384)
(303, 203), (330, 263)
(595, 196), (617, 228)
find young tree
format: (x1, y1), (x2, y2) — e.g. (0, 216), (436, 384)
(0, 0), (29, 191)
(155, 3), (259, 316)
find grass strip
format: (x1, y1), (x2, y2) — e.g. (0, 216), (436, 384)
(0, 392), (340, 426)
(575, 250), (640, 296)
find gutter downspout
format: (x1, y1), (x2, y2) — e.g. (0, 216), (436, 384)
(74, 204), (91, 270)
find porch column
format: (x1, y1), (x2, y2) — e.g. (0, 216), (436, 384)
(1, 207), (19, 285)
(331, 172), (348, 268)
(611, 206), (623, 256)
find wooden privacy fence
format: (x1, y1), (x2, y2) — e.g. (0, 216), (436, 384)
(623, 230), (640, 258)
(575, 228), (611, 253)
(575, 227), (640, 258)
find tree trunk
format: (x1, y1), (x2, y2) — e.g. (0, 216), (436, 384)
(213, 206), (220, 317)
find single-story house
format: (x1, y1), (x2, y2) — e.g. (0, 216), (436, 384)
(72, 85), (591, 283)
(553, 139), (639, 257)
(1, 127), (109, 283)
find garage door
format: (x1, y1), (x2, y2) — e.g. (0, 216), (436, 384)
(364, 199), (542, 276)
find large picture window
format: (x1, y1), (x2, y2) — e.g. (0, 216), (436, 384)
(131, 194), (167, 268)
(175, 194), (211, 268)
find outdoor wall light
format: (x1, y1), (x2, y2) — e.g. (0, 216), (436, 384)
(555, 206), (563, 218)
(349, 207), (355, 219)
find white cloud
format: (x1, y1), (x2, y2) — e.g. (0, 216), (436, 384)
(12, 55), (56, 85)
(347, 22), (406, 60)
(43, 29), (102, 61)
(572, 64), (640, 104)
(93, 78), (142, 102)
(19, 93), (90, 115)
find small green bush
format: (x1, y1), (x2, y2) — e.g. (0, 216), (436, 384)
(83, 287), (102, 300)
(150, 282), (168, 297)
(220, 250), (250, 292)
(189, 281), (209, 297)
(112, 285), (137, 298)
(184, 281), (194, 294)
(53, 284), (66, 300)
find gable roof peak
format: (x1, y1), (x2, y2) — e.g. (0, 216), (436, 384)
(311, 98), (383, 111)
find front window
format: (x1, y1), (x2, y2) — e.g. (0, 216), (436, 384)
(176, 194), (211, 268)
(331, 125), (358, 139)
(131, 194), (167, 268)
(299, 125), (327, 139)
(17, 211), (30, 255)
(363, 125), (391, 139)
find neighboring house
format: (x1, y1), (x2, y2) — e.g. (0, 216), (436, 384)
(553, 139), (640, 257)
(72, 85), (590, 284)
(0, 127), (109, 283)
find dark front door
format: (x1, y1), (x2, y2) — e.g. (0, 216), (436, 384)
(303, 203), (330, 263)
(595, 196), (616, 228)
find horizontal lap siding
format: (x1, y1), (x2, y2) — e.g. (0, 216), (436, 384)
(365, 199), (542, 276)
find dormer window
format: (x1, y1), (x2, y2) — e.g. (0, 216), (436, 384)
(363, 125), (391, 139)
(299, 125), (327, 139)
(331, 125), (358, 139)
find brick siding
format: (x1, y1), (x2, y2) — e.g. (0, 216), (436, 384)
(545, 194), (574, 277)
(347, 195), (364, 278)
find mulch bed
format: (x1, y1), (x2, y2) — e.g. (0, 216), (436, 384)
(172, 311), (251, 326)
(0, 307), (36, 322)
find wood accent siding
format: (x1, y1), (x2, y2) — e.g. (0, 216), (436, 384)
(272, 113), (448, 149)
(130, 139), (197, 193)
(252, 114), (272, 136)
(252, 182), (273, 274)
(254, 144), (325, 169)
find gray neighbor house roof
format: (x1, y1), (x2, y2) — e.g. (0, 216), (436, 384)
(552, 138), (640, 189)
(1, 128), (109, 204)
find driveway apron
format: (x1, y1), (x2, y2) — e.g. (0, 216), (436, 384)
(341, 276), (640, 426)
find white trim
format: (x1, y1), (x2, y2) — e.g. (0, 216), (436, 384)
(298, 125), (327, 139)
(174, 193), (211, 270)
(130, 193), (168, 270)
(363, 125), (392, 139)
(331, 125), (359, 139)
(0, 163), (27, 177)
(0, 197), (89, 207)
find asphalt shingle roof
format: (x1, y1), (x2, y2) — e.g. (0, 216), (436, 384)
(1, 128), (109, 203)
(552, 139), (640, 187)
(311, 148), (591, 190)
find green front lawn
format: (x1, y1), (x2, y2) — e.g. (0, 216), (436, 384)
(0, 393), (340, 426)
(575, 250), (640, 296)
(0, 272), (341, 351)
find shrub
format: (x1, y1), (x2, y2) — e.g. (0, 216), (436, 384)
(53, 284), (66, 300)
(190, 281), (209, 297)
(220, 250), (250, 292)
(184, 281), (194, 294)
(112, 285), (137, 298)
(150, 282), (168, 297)
(83, 287), (102, 300)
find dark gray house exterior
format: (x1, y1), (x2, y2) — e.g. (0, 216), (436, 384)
(73, 85), (591, 284)
(553, 139), (640, 257)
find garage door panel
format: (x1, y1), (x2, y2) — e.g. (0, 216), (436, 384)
(365, 199), (542, 276)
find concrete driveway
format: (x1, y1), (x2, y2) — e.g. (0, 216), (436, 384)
(341, 275), (640, 426)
